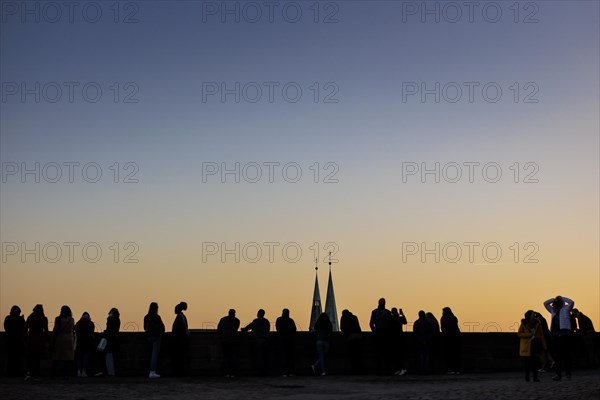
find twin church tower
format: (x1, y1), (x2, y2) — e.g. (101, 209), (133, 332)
(309, 253), (339, 331)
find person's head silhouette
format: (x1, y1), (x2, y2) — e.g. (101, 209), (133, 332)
(228, 309), (236, 317)
(257, 309), (265, 318)
(60, 305), (72, 318)
(378, 298), (386, 308)
(282, 308), (290, 318)
(316, 312), (331, 327)
(552, 296), (564, 310)
(148, 302), (159, 315)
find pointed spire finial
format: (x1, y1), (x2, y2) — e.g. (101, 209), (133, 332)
(324, 252), (339, 331)
(309, 260), (323, 331)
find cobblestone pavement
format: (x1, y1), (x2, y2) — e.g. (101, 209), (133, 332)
(1, 370), (599, 400)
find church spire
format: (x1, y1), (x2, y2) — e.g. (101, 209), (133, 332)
(324, 252), (339, 331)
(309, 258), (322, 331)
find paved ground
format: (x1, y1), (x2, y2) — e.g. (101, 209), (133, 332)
(1, 370), (599, 400)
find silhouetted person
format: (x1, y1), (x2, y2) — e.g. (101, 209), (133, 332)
(242, 309), (270, 376)
(312, 313), (332, 376)
(572, 308), (597, 366)
(369, 298), (393, 375)
(414, 310), (433, 374)
(534, 311), (555, 372)
(75, 312), (95, 377)
(218, 309), (240, 377)
(275, 308), (297, 376)
(144, 302), (165, 379)
(518, 310), (546, 382)
(25, 304), (48, 380)
(426, 312), (440, 373)
(52, 305), (75, 378)
(543, 295), (574, 381)
(441, 307), (461, 374)
(340, 309), (363, 374)
(572, 309), (595, 333)
(171, 302), (189, 376)
(4, 305), (26, 377)
(391, 307), (407, 376)
(103, 308), (120, 377)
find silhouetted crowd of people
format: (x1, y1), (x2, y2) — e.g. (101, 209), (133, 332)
(518, 295), (597, 383)
(2, 295), (596, 381)
(366, 299), (461, 376)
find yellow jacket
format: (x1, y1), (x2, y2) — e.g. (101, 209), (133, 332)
(517, 319), (546, 356)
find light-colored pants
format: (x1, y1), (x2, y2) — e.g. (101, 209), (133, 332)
(314, 341), (330, 374)
(149, 336), (162, 371)
(105, 352), (115, 376)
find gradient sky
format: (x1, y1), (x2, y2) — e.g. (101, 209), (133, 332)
(1, 1), (598, 332)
